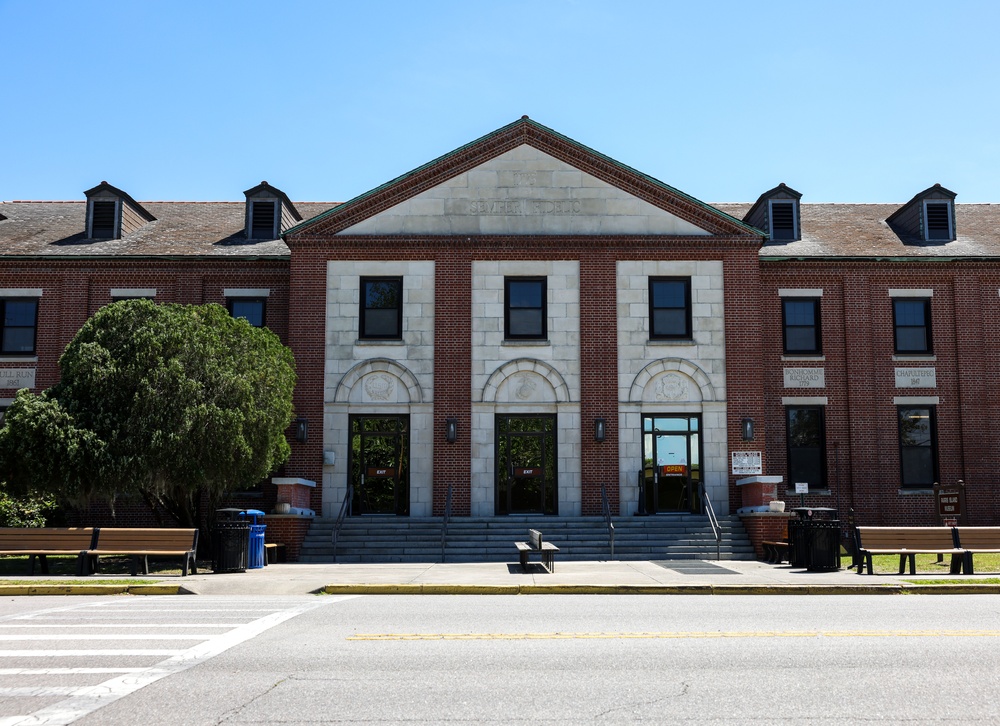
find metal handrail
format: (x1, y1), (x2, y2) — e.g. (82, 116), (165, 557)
(331, 484), (353, 562)
(698, 481), (721, 561)
(600, 482), (615, 560)
(440, 483), (453, 562)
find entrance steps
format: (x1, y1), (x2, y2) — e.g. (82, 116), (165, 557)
(298, 515), (756, 563)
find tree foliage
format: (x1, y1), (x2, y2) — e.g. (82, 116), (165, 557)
(0, 301), (296, 526)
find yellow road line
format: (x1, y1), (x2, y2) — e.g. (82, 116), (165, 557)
(348, 630), (1000, 641)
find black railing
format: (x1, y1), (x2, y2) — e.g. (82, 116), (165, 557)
(440, 483), (453, 562)
(698, 481), (721, 561)
(331, 484), (353, 562)
(600, 482), (615, 560)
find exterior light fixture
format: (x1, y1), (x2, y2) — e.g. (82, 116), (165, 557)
(294, 418), (308, 443)
(594, 418), (607, 443)
(445, 418), (458, 443)
(741, 417), (754, 442)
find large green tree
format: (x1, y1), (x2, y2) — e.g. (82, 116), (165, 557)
(0, 300), (296, 526)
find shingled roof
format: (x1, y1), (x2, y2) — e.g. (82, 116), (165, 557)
(713, 203), (1000, 259)
(0, 201), (338, 258)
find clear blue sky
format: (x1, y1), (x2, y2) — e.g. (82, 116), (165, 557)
(3, 1), (998, 204)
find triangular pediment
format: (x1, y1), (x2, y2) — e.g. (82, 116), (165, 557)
(287, 118), (760, 239)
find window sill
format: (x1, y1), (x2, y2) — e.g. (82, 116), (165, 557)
(898, 488), (934, 495)
(355, 339), (404, 346)
(893, 354), (935, 362)
(0, 356), (38, 363)
(647, 339), (695, 346)
(782, 354), (825, 362)
(502, 339), (550, 347)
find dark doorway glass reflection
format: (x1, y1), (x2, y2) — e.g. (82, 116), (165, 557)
(496, 415), (557, 515)
(349, 415), (409, 515)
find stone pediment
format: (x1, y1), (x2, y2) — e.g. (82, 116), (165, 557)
(339, 145), (711, 236)
(285, 117), (760, 240)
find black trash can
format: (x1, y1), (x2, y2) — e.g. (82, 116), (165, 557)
(789, 508), (841, 571)
(805, 520), (842, 572)
(213, 508), (250, 573)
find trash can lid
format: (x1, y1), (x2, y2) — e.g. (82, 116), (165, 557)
(238, 508), (266, 524)
(216, 507), (245, 520)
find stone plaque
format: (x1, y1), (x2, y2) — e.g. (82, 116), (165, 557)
(895, 367), (936, 388)
(783, 368), (825, 389)
(0, 368), (35, 390)
(731, 451), (762, 476)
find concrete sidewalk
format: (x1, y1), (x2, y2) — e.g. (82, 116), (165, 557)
(2, 559), (997, 596)
(172, 559), (999, 596)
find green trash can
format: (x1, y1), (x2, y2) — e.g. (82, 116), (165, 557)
(213, 508), (250, 573)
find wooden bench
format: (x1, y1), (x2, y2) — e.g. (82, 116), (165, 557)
(0, 528), (96, 575)
(954, 527), (1000, 575)
(761, 521), (790, 564)
(854, 526), (963, 575)
(515, 529), (559, 573)
(81, 528), (199, 576)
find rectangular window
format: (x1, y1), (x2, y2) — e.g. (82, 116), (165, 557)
(360, 277), (402, 340)
(91, 200), (117, 239)
(505, 277), (546, 340)
(250, 200), (277, 239)
(769, 200), (797, 241)
(782, 298), (821, 354)
(898, 406), (937, 488)
(893, 299), (932, 354)
(786, 406), (826, 490)
(649, 278), (691, 339)
(1, 299), (38, 354)
(228, 298), (266, 328)
(924, 201), (952, 241)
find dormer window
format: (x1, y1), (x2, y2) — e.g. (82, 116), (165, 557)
(924, 201), (953, 241)
(90, 200), (118, 239)
(743, 184), (802, 243)
(83, 182), (154, 241)
(243, 182), (301, 241)
(769, 201), (797, 241)
(250, 200), (277, 239)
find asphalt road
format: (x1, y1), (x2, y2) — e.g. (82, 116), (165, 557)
(2, 594), (1000, 724)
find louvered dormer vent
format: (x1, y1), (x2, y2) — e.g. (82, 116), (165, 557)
(925, 202), (951, 241)
(91, 200), (117, 239)
(770, 202), (795, 240)
(250, 200), (277, 239)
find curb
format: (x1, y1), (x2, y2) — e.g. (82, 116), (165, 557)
(0, 584), (183, 596)
(320, 583), (1000, 596)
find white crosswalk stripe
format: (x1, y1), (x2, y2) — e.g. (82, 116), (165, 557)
(0, 596), (347, 726)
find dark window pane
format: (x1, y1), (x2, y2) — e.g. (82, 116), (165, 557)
(788, 449), (823, 488)
(3, 328), (34, 352)
(509, 309), (543, 337)
(653, 309), (686, 337)
(651, 281), (686, 308)
(508, 281), (543, 309)
(364, 309), (399, 338)
(785, 328), (816, 352)
(784, 301), (814, 326)
(91, 201), (116, 238)
(230, 299), (264, 328)
(251, 201), (276, 238)
(365, 280), (400, 309)
(786, 406), (825, 488)
(901, 449), (934, 485)
(896, 328), (928, 352)
(4, 301), (36, 327)
(895, 301), (925, 326)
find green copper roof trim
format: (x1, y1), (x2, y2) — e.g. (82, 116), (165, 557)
(283, 117), (765, 239)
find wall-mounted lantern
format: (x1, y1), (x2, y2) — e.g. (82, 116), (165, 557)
(445, 418), (458, 443)
(294, 417), (308, 443)
(594, 418), (607, 443)
(741, 417), (754, 442)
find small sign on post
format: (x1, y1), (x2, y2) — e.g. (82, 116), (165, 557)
(795, 482), (808, 508)
(934, 481), (964, 523)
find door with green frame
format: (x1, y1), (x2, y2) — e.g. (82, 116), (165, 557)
(642, 414), (702, 514)
(496, 414), (558, 515)
(349, 414), (409, 515)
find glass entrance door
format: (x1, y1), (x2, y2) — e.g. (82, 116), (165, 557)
(349, 415), (409, 515)
(496, 415), (557, 515)
(642, 415), (702, 514)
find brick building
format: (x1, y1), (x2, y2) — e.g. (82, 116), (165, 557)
(2, 117), (998, 558)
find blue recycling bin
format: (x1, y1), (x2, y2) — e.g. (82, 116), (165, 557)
(240, 509), (267, 569)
